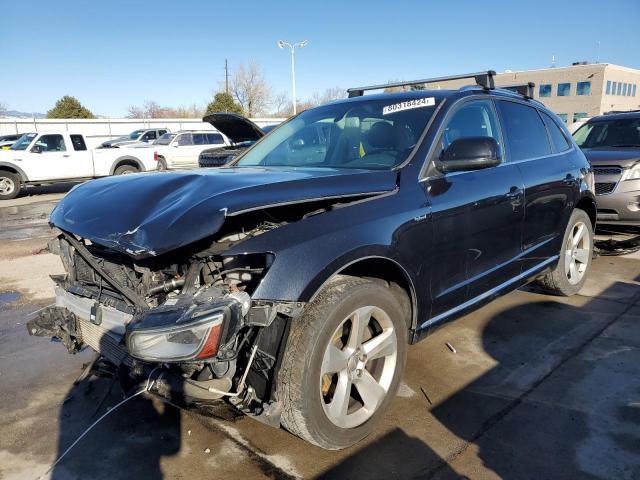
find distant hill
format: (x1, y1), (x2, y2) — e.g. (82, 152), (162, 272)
(0, 110), (46, 119)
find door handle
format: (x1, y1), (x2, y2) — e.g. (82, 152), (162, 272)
(63, 154), (70, 158)
(506, 186), (523, 208)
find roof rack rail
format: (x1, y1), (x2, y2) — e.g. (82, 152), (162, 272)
(604, 109), (640, 115)
(347, 70), (496, 98)
(499, 82), (535, 99)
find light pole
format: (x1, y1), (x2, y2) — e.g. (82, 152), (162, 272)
(277, 39), (308, 115)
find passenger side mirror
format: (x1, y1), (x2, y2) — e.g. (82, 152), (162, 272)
(31, 145), (43, 154)
(437, 137), (501, 173)
(290, 138), (305, 150)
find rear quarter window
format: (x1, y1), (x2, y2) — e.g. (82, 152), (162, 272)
(496, 101), (552, 161)
(540, 111), (571, 153)
(70, 135), (87, 151)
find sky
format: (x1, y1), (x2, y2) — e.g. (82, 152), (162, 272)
(1, 0), (639, 117)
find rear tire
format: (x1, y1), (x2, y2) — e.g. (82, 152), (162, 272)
(114, 164), (139, 175)
(0, 171), (21, 200)
(156, 157), (168, 171)
(278, 275), (408, 449)
(536, 209), (593, 296)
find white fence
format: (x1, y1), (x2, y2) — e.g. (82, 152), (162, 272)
(0, 117), (285, 149)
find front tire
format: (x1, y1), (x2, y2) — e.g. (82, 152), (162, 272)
(278, 275), (408, 449)
(0, 171), (21, 200)
(536, 209), (593, 296)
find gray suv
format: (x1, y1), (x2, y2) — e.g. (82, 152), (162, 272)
(573, 111), (640, 225)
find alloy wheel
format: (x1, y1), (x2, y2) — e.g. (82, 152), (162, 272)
(0, 176), (15, 196)
(320, 305), (398, 429)
(565, 221), (590, 285)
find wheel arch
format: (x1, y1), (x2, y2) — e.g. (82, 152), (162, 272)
(576, 194), (597, 228)
(305, 255), (418, 332)
(0, 162), (28, 182)
(110, 156), (144, 175)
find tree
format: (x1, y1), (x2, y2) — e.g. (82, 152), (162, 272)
(205, 92), (244, 115)
(127, 101), (204, 119)
(47, 96), (94, 118)
(230, 61), (273, 116)
(310, 87), (346, 106)
(0, 101), (7, 115)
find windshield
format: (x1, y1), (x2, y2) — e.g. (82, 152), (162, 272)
(155, 133), (176, 145)
(574, 118), (640, 148)
(10, 133), (37, 151)
(124, 130), (145, 141)
(235, 97), (437, 170)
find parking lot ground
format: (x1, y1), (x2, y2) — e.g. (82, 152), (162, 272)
(0, 193), (638, 479)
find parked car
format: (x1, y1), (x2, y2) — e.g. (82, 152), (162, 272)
(29, 71), (596, 450)
(198, 114), (278, 168)
(154, 130), (228, 170)
(0, 132), (156, 200)
(0, 133), (23, 150)
(99, 128), (169, 148)
(573, 110), (640, 225)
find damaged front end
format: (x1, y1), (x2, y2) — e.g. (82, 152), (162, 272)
(27, 220), (300, 425)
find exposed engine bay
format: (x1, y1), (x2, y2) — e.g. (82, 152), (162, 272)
(26, 202), (350, 424)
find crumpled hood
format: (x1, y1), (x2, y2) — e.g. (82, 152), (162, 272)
(582, 148), (640, 167)
(50, 167), (397, 258)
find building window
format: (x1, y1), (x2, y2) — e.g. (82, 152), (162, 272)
(557, 83), (571, 96)
(539, 84), (552, 97)
(623, 83), (628, 96)
(617, 82), (622, 95)
(633, 84), (637, 97)
(576, 81), (591, 95)
(606, 80), (611, 95)
(573, 112), (588, 123)
(612, 81), (617, 95)
(556, 113), (568, 123)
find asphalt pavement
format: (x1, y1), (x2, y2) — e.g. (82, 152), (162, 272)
(0, 188), (638, 480)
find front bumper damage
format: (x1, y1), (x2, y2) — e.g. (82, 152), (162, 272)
(27, 230), (302, 426)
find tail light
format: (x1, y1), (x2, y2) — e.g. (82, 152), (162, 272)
(153, 151), (158, 161)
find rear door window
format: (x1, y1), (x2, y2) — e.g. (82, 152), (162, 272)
(496, 101), (552, 161)
(540, 111), (571, 153)
(206, 133), (224, 144)
(193, 133), (207, 145)
(176, 134), (193, 146)
(70, 135), (87, 151)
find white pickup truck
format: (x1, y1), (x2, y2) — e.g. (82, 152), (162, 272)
(0, 132), (158, 200)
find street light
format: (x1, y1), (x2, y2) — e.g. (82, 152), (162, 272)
(277, 39), (308, 115)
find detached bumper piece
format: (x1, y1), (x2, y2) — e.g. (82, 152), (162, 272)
(27, 306), (83, 354)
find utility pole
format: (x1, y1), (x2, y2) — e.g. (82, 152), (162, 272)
(224, 59), (230, 95)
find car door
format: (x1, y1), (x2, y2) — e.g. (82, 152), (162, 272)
(69, 134), (94, 177)
(495, 100), (573, 271)
(166, 133), (195, 168)
(421, 98), (525, 323)
(21, 134), (76, 180)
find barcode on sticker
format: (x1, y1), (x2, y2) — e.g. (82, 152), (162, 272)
(383, 97), (435, 115)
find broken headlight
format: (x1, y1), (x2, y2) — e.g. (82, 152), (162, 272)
(126, 301), (238, 362)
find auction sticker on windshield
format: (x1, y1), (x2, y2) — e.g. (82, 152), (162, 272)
(383, 97), (435, 115)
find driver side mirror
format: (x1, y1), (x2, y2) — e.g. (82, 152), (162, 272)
(31, 145), (43, 154)
(436, 136), (501, 173)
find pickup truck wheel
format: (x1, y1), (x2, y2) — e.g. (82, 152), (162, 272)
(0, 172), (20, 200)
(156, 157), (167, 171)
(114, 165), (138, 175)
(536, 209), (593, 296)
(278, 275), (407, 449)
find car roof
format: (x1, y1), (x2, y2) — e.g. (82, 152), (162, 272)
(588, 110), (640, 122)
(327, 86), (545, 108)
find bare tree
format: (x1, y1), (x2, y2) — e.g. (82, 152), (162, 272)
(310, 87), (346, 106)
(271, 92), (290, 115)
(231, 61), (273, 117)
(0, 101), (7, 115)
